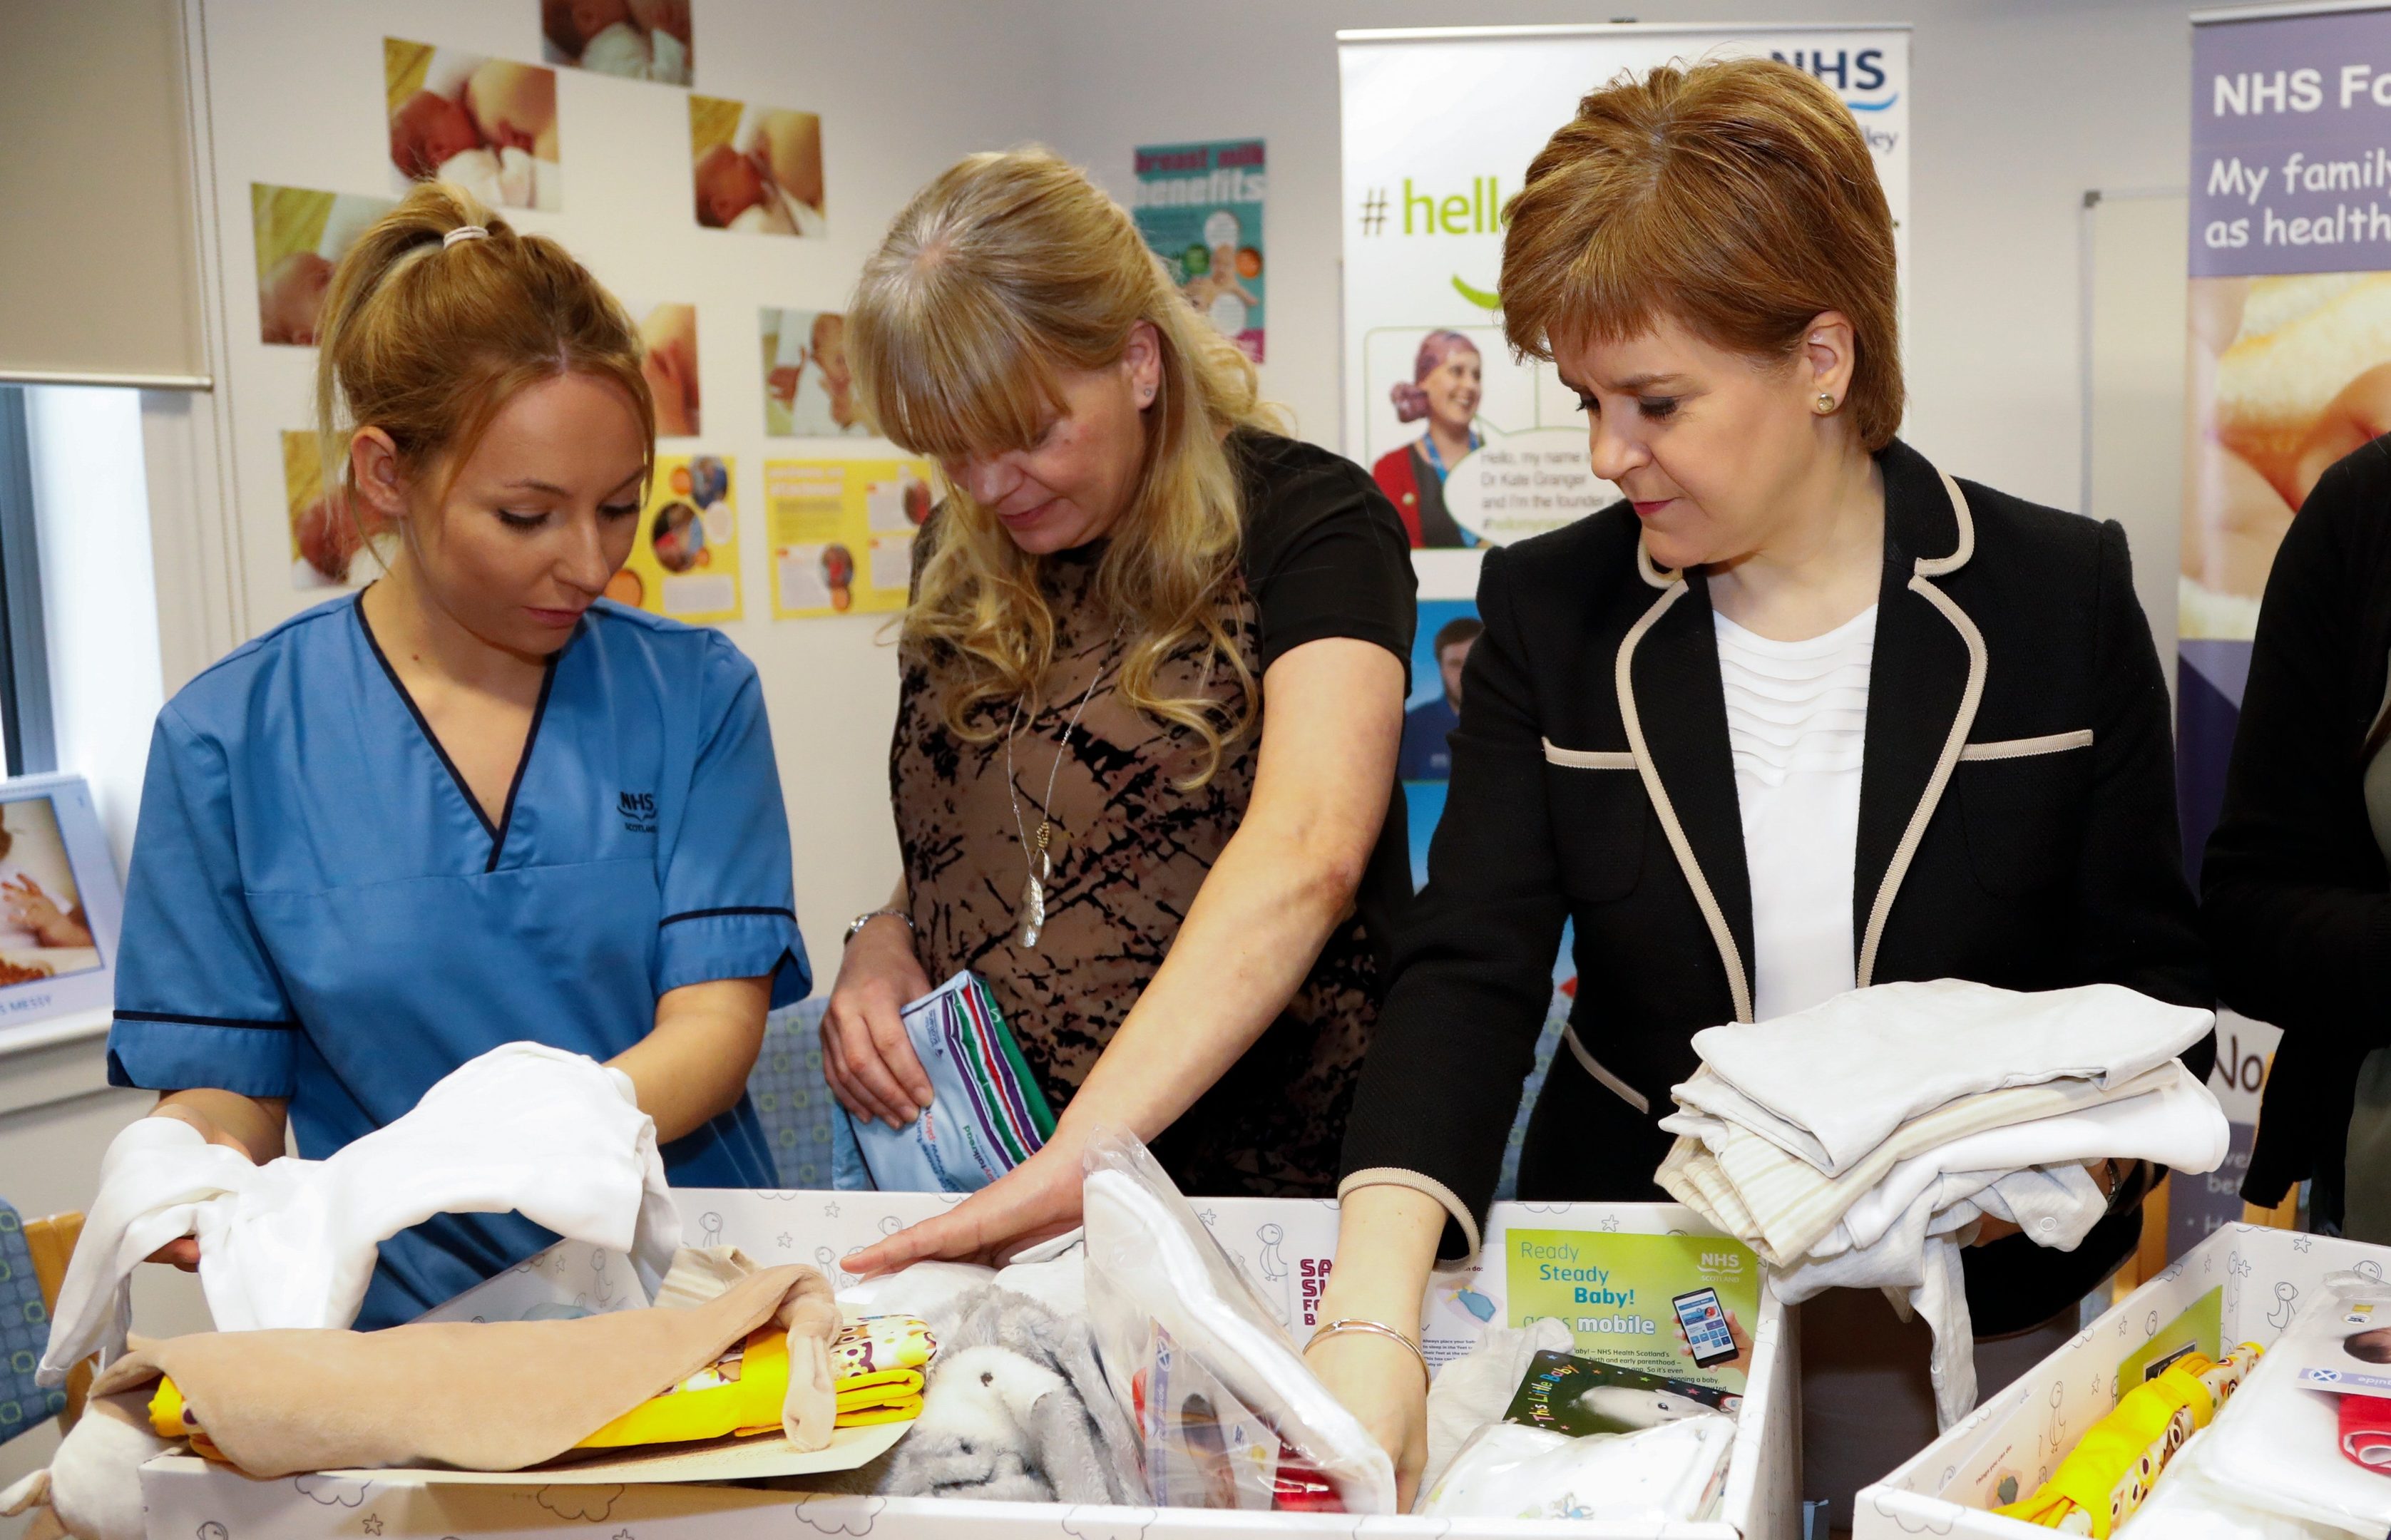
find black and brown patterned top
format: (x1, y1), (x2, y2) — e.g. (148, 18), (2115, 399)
(891, 431), (1418, 1197)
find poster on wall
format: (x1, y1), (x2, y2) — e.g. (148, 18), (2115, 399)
(2173, 3), (2391, 1243)
(760, 308), (866, 436)
(1338, 25), (1910, 573)
(252, 184), (392, 346)
(690, 96), (824, 235)
(764, 458), (933, 619)
(607, 453), (741, 623)
(383, 39), (560, 212)
(281, 431), (381, 592)
(631, 301), (700, 439)
(539, 0), (692, 85)
(1133, 139), (1266, 363)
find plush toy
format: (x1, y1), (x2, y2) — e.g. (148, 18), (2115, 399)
(0, 1392), (174, 1540)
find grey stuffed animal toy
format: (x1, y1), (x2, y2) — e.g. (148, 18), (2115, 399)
(878, 1285), (1142, 1504)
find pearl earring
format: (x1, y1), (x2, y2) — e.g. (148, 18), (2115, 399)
(1815, 392), (1836, 414)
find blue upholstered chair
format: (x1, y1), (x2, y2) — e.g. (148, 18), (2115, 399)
(0, 1201), (69, 1447)
(745, 998), (840, 1190)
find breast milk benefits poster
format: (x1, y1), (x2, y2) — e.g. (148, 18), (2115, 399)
(1134, 138), (1266, 363)
(1338, 26), (1910, 571)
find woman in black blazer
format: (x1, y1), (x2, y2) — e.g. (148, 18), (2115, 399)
(1305, 60), (2210, 1513)
(2205, 438), (2391, 1243)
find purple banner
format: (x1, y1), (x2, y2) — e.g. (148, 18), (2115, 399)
(2191, 6), (2391, 277)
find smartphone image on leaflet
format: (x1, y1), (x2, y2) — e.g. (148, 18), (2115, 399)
(1673, 1287), (1738, 1370)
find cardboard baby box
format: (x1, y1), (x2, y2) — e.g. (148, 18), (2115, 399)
(136, 1189), (1799, 1540)
(1855, 1222), (2391, 1537)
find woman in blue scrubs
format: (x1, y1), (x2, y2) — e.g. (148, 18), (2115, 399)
(110, 185), (808, 1326)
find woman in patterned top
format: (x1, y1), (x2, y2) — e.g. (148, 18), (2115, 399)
(833, 150), (1418, 1272)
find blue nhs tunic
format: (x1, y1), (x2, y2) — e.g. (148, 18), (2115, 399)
(107, 594), (811, 1328)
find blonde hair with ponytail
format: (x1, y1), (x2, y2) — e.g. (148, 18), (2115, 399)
(314, 183), (653, 556)
(847, 149), (1284, 788)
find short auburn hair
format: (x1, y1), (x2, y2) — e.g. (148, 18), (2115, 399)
(1500, 58), (1902, 451)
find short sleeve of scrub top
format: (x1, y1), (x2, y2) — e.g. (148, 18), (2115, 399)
(107, 596), (810, 1327)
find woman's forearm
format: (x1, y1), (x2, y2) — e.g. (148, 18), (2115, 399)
(610, 974), (771, 1143)
(1056, 804), (1378, 1142)
(154, 1088), (287, 1164)
(1314, 1183), (1446, 1328)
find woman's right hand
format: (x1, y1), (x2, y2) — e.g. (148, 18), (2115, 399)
(1304, 1328), (1430, 1510)
(822, 915), (936, 1127)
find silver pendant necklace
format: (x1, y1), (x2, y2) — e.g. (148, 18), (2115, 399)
(1003, 628), (1120, 948)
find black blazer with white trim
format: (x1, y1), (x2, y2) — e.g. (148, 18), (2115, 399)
(1341, 438), (2213, 1335)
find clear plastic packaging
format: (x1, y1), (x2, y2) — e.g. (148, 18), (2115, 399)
(1079, 1128), (1397, 1514)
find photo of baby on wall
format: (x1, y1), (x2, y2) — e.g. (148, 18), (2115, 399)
(252, 185), (394, 346)
(0, 796), (101, 985)
(384, 38), (560, 212)
(283, 431), (385, 590)
(633, 301), (700, 438)
(2184, 274), (2391, 638)
(760, 308), (865, 436)
(689, 96), (823, 236)
(539, 0), (690, 84)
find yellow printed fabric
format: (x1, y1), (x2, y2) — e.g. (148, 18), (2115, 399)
(575, 1324), (789, 1449)
(835, 1368), (924, 1427)
(830, 1315), (934, 1427)
(1992, 1342), (2265, 1533)
(833, 1315), (934, 1377)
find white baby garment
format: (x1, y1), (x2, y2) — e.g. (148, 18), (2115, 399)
(1678, 980), (2216, 1175)
(1420, 1414), (1736, 1522)
(42, 1042), (679, 1382)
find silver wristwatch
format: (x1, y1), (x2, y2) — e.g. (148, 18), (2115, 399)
(845, 908), (913, 944)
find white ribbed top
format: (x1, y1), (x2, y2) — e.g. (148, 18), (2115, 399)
(1714, 604), (1878, 1022)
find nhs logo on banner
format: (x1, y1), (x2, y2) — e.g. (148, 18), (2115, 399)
(1773, 47), (1898, 104)
(2189, 6), (2391, 276)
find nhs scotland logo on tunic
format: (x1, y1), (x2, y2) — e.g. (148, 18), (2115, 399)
(618, 791), (657, 833)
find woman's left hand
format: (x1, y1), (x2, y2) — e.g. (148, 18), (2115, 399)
(844, 1133), (1087, 1275)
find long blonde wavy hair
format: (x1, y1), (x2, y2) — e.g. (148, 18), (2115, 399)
(847, 149), (1283, 787)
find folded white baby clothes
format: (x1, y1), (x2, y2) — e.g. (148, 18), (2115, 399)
(1660, 1062), (2178, 1266)
(43, 1042), (679, 1382)
(1420, 1413), (1736, 1522)
(1656, 981), (2226, 1432)
(1677, 980), (2215, 1176)
(1831, 1061), (2227, 1254)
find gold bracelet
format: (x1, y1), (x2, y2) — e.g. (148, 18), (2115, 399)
(1306, 1317), (1431, 1390)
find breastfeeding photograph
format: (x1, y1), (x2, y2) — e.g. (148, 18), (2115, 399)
(1, 6), (2371, 1540)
